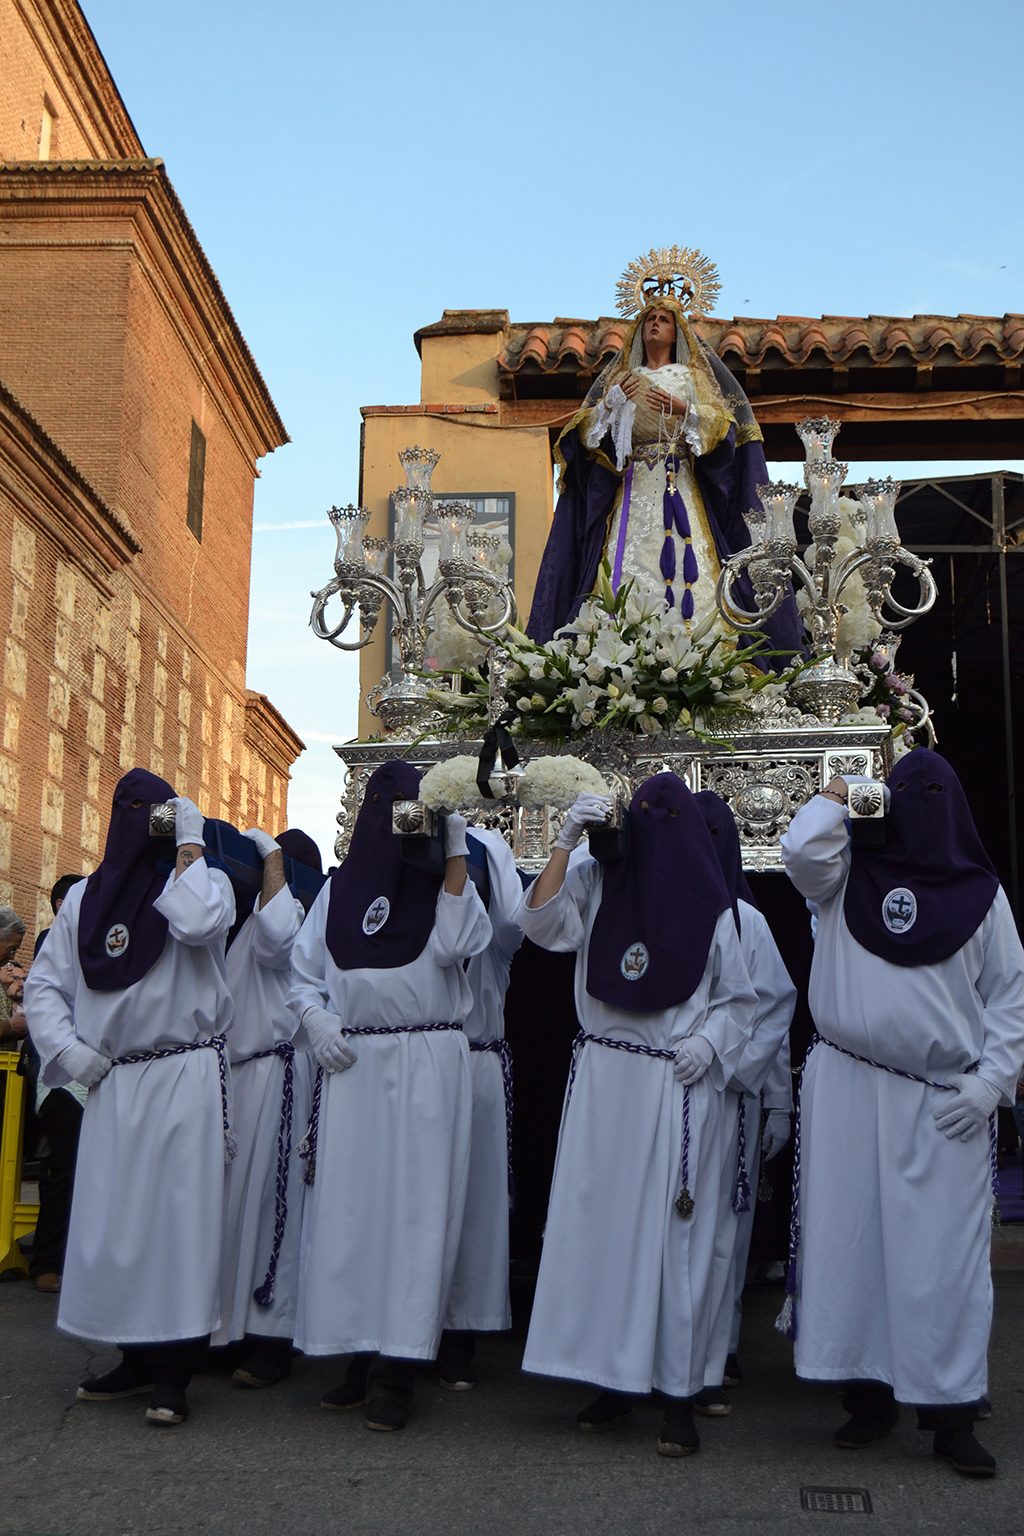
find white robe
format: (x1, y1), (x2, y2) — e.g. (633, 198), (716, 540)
(704, 900), (796, 1384)
(444, 829), (524, 1333)
(781, 794), (1024, 1404)
(520, 857), (758, 1397)
(214, 884), (311, 1346)
(288, 879), (491, 1359)
(23, 860), (235, 1344)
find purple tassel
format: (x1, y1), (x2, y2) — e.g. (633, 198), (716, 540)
(681, 588), (694, 620)
(682, 541), (698, 586)
(660, 534), (676, 584)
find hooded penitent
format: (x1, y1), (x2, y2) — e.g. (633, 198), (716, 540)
(77, 768), (176, 991)
(694, 790), (756, 934)
(842, 748), (999, 968)
(278, 828), (323, 875)
(324, 761), (442, 971)
(587, 772), (731, 1012)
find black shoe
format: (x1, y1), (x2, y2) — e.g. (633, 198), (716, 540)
(933, 1429), (996, 1477)
(576, 1390), (633, 1432)
(364, 1357), (415, 1433)
(437, 1330), (477, 1392)
(77, 1361), (154, 1401)
(232, 1347), (292, 1389)
(723, 1353), (742, 1387)
(835, 1409), (900, 1448)
(657, 1401), (700, 1457)
(976, 1396), (992, 1420)
(145, 1383), (189, 1425)
(321, 1353), (372, 1411)
(691, 1387), (732, 1417)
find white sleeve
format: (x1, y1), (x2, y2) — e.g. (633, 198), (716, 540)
(521, 859), (597, 954)
(153, 859), (235, 946)
(22, 892), (83, 1087)
(429, 884), (493, 968)
(974, 887), (1024, 1103)
(780, 796), (851, 905)
(762, 1032), (794, 1112)
(585, 382), (635, 471)
(249, 886), (304, 971)
(474, 830), (525, 965)
(728, 905), (798, 1099)
(694, 909), (759, 1091)
(286, 881), (333, 1027)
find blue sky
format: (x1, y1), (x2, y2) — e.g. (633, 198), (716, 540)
(82, 0), (1023, 861)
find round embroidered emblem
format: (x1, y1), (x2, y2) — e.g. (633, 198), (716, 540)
(881, 887), (917, 934)
(362, 897), (391, 936)
(621, 942), (649, 981)
(105, 923), (130, 958)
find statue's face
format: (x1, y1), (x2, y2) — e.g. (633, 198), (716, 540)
(642, 308), (675, 347)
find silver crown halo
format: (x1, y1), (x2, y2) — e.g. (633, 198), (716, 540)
(398, 445), (441, 471)
(616, 246), (721, 319)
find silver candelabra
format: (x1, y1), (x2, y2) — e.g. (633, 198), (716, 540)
(714, 417), (938, 724)
(309, 446), (517, 732)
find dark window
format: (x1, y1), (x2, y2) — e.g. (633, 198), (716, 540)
(187, 420), (206, 542)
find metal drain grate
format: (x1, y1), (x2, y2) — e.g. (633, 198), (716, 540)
(800, 1486), (873, 1514)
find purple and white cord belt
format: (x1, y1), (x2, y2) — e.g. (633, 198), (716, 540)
(566, 1030), (695, 1218)
(298, 1022), (463, 1188)
(109, 1033), (236, 1163)
(777, 1032), (998, 1342)
(470, 1037), (515, 1208)
(733, 1094), (752, 1214)
(235, 1041), (296, 1309)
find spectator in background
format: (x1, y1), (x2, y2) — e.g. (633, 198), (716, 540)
(0, 909), (27, 1046)
(35, 876), (86, 958)
(22, 878), (87, 1295)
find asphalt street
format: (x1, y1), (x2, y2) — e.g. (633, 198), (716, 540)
(2, 1272), (1023, 1536)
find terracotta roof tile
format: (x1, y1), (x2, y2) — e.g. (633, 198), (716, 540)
(484, 311), (1024, 375)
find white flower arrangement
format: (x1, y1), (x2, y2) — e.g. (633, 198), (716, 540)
(517, 755), (610, 809)
(419, 756), (491, 811)
(429, 564), (801, 745)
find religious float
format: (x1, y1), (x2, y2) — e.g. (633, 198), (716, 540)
(309, 250), (938, 870)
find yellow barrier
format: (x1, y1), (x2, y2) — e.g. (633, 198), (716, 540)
(0, 1049), (39, 1274)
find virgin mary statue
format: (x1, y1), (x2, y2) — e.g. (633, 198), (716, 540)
(526, 250), (803, 659)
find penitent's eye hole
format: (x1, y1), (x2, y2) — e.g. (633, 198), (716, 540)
(371, 792), (379, 803)
(894, 781), (907, 792)
(926, 782), (944, 793)
(131, 798), (144, 808)
(669, 807), (679, 817)
(640, 800), (650, 810)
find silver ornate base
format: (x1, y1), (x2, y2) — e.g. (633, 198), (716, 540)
(333, 705), (893, 873)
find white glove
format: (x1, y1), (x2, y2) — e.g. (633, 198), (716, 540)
(555, 793), (612, 852)
(761, 1109), (792, 1161)
(242, 828), (281, 859)
(444, 811), (470, 860)
(301, 1006), (357, 1074)
(672, 1035), (715, 1085)
(170, 795), (205, 848)
(58, 1039), (111, 1088)
(933, 1073), (1001, 1141)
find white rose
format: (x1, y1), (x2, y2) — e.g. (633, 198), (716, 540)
(529, 663), (546, 680)
(660, 667), (677, 684)
(652, 696), (668, 714)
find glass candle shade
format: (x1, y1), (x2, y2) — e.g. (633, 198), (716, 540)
(438, 501), (476, 565)
(393, 487), (429, 553)
(755, 482), (799, 546)
(398, 444), (441, 494)
(860, 478), (902, 543)
(363, 536), (390, 576)
(797, 416), (841, 462)
(329, 504), (371, 570)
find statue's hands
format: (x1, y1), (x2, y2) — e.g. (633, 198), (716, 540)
(616, 373), (642, 402)
(646, 385), (688, 418)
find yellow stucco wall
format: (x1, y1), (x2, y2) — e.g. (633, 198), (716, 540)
(357, 409), (553, 738)
(419, 334), (501, 405)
